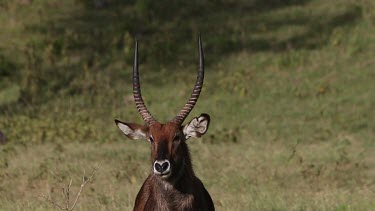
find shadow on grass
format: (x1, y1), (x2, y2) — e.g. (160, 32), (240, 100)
(41, 0), (362, 63)
(0, 0), (363, 107)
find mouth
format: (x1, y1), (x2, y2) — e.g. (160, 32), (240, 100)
(154, 170), (172, 179)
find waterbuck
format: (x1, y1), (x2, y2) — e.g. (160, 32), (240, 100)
(115, 35), (214, 211)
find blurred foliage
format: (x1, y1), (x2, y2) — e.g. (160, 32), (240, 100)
(0, 0), (365, 106)
(0, 53), (15, 78)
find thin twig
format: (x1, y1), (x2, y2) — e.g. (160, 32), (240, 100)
(70, 167), (99, 210)
(41, 166), (99, 211)
(40, 194), (67, 210)
(66, 179), (72, 210)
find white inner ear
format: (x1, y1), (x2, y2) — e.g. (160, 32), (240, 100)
(117, 122), (146, 140)
(183, 115), (209, 140)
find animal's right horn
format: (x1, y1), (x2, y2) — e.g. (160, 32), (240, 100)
(133, 40), (157, 126)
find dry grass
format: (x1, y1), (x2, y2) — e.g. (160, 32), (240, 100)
(1, 135), (374, 210)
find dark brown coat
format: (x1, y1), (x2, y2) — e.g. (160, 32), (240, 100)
(133, 141), (214, 211)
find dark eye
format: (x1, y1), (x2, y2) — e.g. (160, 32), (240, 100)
(149, 136), (154, 143)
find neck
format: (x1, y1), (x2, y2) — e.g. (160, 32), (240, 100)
(174, 158), (187, 183)
(174, 143), (195, 184)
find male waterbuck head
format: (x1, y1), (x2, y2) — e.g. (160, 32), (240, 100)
(115, 35), (214, 210)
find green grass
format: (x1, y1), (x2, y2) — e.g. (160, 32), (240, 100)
(1, 0), (375, 210)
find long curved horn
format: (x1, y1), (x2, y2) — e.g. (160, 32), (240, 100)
(133, 40), (157, 126)
(172, 35), (204, 125)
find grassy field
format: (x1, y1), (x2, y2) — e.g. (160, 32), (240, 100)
(1, 0), (375, 210)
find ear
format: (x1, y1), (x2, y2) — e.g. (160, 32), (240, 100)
(183, 113), (210, 140)
(115, 119), (148, 140)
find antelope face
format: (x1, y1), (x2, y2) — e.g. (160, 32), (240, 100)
(115, 35), (208, 180)
(115, 114), (210, 179)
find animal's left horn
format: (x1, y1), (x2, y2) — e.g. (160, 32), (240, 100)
(133, 40), (157, 126)
(172, 34), (205, 125)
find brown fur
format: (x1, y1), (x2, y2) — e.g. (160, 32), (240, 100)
(126, 122), (214, 211)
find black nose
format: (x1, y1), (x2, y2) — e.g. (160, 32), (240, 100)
(154, 161), (170, 173)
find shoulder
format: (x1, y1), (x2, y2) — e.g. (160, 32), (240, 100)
(192, 177), (215, 211)
(134, 176), (154, 210)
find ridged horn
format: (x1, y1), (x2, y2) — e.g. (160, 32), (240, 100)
(172, 35), (205, 125)
(133, 40), (157, 126)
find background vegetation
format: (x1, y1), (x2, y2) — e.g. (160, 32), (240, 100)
(0, 0), (374, 210)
